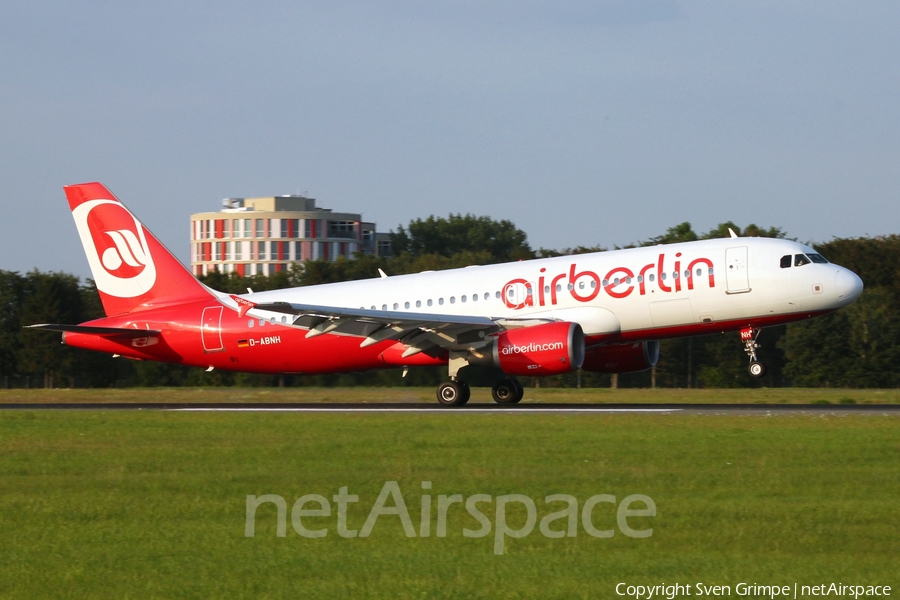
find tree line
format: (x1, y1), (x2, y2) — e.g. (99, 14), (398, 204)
(3, 214), (897, 389)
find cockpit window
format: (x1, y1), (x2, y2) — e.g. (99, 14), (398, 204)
(794, 254), (811, 267)
(780, 255), (792, 269)
(807, 253), (828, 264)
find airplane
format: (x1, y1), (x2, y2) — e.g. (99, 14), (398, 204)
(28, 182), (864, 406)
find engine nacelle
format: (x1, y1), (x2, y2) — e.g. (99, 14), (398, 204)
(471, 321), (584, 377)
(581, 341), (659, 373)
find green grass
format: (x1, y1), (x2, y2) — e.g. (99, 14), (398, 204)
(1, 409), (898, 598)
(1, 386), (899, 404)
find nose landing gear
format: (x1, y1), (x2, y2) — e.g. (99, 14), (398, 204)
(741, 327), (766, 378)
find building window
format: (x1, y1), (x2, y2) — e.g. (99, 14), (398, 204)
(328, 221), (357, 239)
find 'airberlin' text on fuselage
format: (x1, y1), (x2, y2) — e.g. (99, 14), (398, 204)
(502, 253), (716, 310)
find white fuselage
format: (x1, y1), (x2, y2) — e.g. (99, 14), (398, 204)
(237, 237), (863, 341)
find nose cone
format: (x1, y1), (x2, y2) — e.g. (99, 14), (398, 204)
(835, 268), (864, 304)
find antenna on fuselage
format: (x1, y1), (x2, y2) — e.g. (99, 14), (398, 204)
(728, 228), (739, 238)
(378, 269), (388, 278)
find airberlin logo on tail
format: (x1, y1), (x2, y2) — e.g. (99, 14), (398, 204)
(101, 229), (149, 272)
(71, 199), (157, 298)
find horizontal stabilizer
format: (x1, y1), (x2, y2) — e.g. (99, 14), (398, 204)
(25, 324), (162, 337)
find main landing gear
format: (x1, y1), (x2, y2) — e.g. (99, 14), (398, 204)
(740, 327), (766, 378)
(436, 351), (527, 407)
(435, 376), (525, 406)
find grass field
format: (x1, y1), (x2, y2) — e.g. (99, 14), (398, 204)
(1, 386), (899, 404)
(0, 399), (897, 598)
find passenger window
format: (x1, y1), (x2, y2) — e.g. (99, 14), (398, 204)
(780, 255), (792, 269)
(461, 295), (467, 303)
(382, 304), (387, 311)
(416, 300), (421, 308)
(450, 296), (456, 304)
(427, 299), (433, 307)
(393, 303), (399, 310)
(472, 294), (478, 302)
(495, 291), (501, 299)
(439, 298), (444, 305)
(794, 254), (811, 267)
(404, 301), (410, 309)
(484, 293), (490, 300)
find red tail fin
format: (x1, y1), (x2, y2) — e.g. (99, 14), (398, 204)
(66, 182), (214, 316)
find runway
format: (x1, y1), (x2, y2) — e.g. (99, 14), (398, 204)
(1, 402), (898, 414)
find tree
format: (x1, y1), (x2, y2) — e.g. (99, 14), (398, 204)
(17, 271), (85, 387)
(390, 214), (534, 263)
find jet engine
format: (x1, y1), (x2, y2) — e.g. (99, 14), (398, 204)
(581, 341), (659, 373)
(470, 321), (585, 377)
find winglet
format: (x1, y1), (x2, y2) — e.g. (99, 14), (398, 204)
(230, 295), (257, 318)
(728, 228), (739, 238)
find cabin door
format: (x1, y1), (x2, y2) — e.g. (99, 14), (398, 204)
(725, 246), (750, 293)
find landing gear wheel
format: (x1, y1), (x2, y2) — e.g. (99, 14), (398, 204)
(748, 361), (766, 378)
(492, 378), (522, 404)
(511, 378), (524, 402)
(740, 327), (766, 379)
(436, 381), (470, 406)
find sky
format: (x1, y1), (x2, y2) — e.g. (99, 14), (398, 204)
(2, 1), (898, 280)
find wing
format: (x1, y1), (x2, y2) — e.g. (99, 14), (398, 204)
(25, 324), (163, 337)
(243, 298), (552, 358)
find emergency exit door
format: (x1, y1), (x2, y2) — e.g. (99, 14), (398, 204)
(201, 306), (225, 352)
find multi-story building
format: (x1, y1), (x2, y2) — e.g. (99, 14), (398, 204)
(190, 195), (391, 277)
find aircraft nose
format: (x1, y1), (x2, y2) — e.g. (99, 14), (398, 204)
(834, 268), (863, 303)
